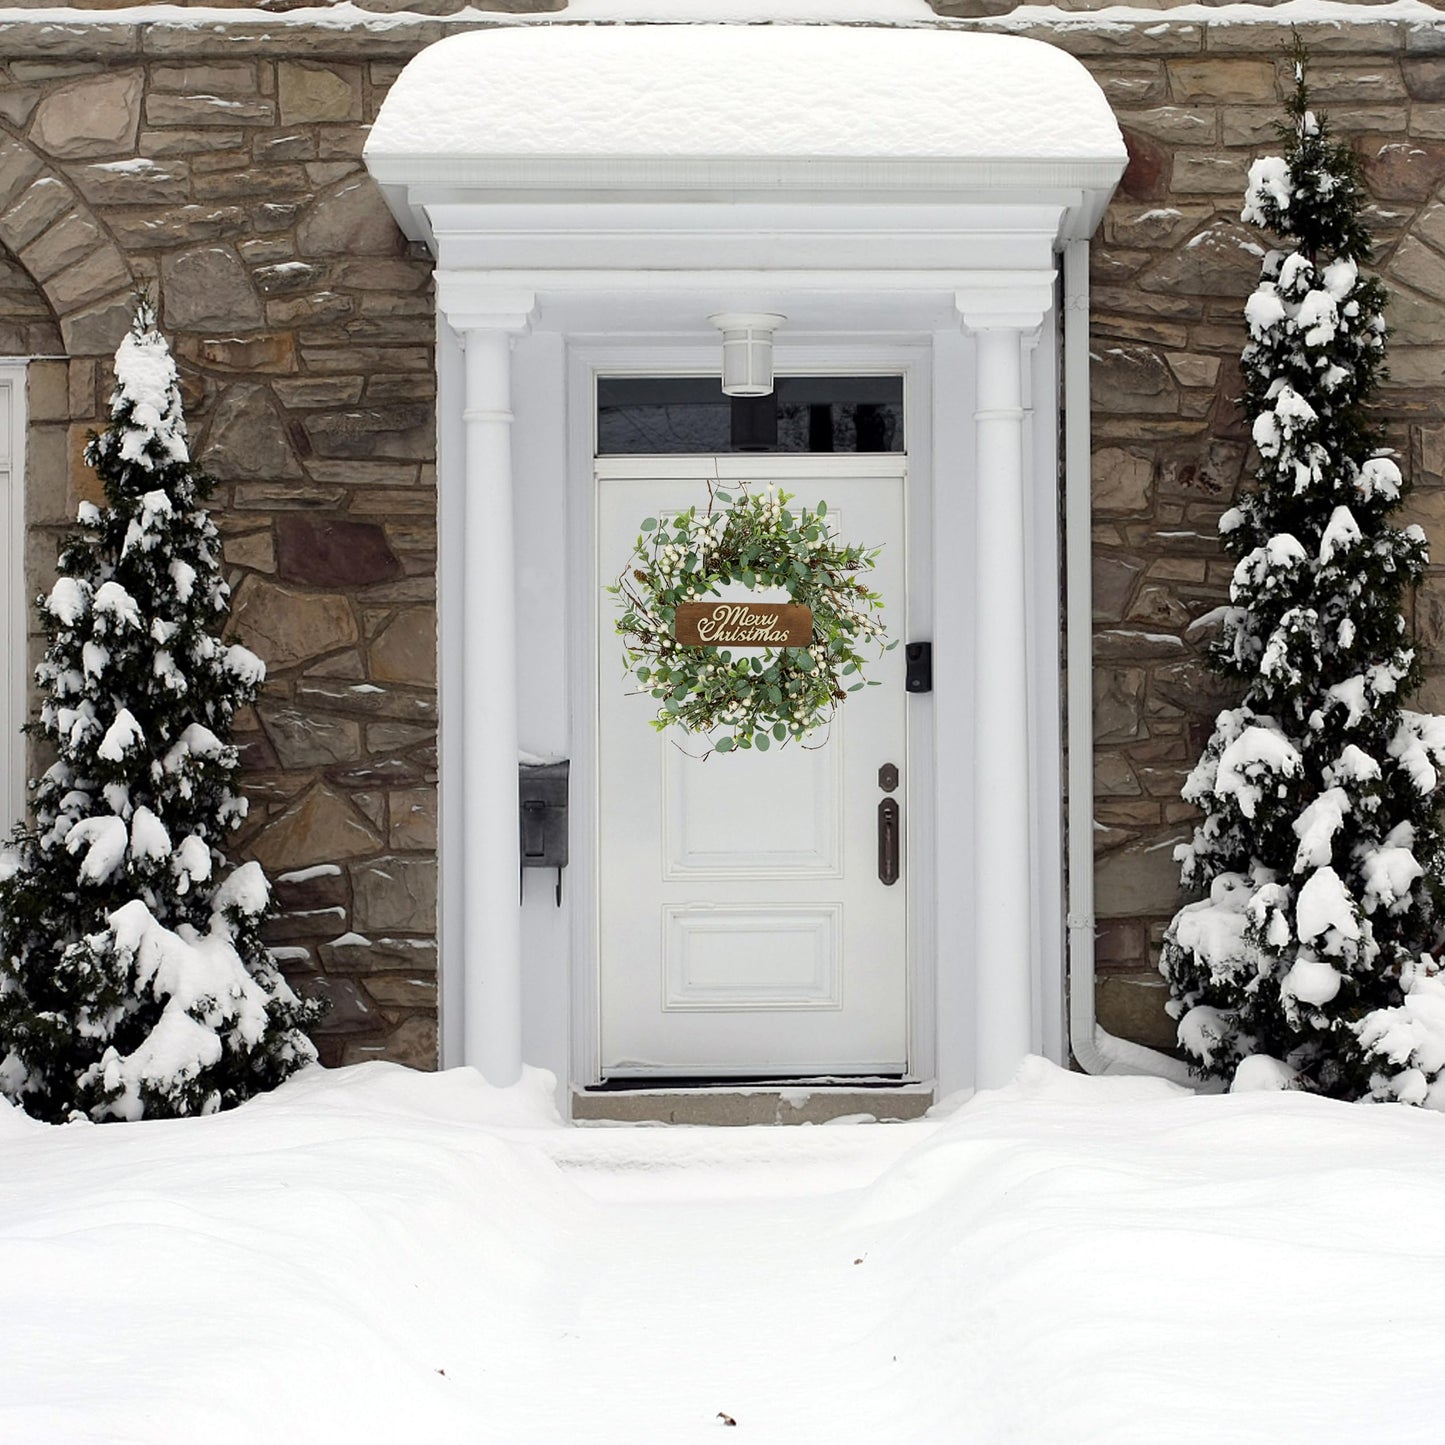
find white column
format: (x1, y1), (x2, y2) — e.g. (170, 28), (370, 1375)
(958, 281), (1050, 1091)
(440, 282), (536, 1086)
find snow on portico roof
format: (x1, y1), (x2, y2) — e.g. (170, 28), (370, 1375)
(563, 0), (942, 17)
(365, 25), (1124, 168)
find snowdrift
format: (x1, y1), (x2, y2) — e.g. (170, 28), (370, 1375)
(3, 1058), (1444, 1443)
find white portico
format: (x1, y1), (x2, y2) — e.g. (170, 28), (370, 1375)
(365, 20), (1126, 1109)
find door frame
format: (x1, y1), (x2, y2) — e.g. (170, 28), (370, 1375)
(0, 362), (27, 836)
(566, 341), (935, 1089)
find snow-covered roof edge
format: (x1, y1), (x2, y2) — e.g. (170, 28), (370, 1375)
(366, 26), (1125, 165)
(0, 0), (1441, 37)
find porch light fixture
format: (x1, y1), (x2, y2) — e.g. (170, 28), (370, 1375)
(710, 312), (786, 397)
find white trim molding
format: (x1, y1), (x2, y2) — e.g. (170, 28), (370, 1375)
(955, 278), (1055, 336)
(956, 299), (1047, 1090)
(365, 25), (1126, 246)
(435, 284), (537, 1086)
(372, 24), (1130, 1106)
(0, 363), (26, 835)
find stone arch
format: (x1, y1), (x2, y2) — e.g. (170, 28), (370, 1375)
(0, 130), (138, 809)
(1379, 181), (1445, 711)
(0, 237), (61, 355)
(0, 129), (138, 360)
(1379, 183), (1445, 397)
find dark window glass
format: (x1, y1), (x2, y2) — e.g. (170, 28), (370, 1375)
(596, 375), (904, 455)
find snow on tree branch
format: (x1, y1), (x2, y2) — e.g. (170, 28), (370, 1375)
(1160, 47), (1445, 1107)
(0, 301), (322, 1124)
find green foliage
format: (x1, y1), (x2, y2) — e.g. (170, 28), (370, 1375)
(0, 302), (321, 1123)
(1159, 51), (1445, 1104)
(611, 483), (891, 756)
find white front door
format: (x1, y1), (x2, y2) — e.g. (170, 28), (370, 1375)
(596, 462), (908, 1077)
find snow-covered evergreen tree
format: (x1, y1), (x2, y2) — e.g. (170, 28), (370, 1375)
(0, 301), (320, 1124)
(1160, 52), (1445, 1106)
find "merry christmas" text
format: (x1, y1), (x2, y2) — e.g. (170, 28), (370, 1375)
(674, 602), (812, 648)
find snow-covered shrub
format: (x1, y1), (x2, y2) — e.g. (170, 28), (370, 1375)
(1160, 51), (1445, 1105)
(0, 301), (321, 1123)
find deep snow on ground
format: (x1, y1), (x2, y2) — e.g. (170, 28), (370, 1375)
(4, 1058), (1445, 1444)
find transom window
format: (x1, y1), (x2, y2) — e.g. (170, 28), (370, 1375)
(596, 375), (904, 456)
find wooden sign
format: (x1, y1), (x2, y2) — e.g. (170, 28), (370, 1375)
(675, 602), (812, 648)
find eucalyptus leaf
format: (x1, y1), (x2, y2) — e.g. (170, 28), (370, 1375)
(614, 479), (890, 750)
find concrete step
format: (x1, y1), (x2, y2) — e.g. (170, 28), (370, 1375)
(571, 1082), (934, 1126)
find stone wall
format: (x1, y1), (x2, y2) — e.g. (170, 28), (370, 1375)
(1075, 22), (1445, 1050)
(0, 24), (445, 1068)
(933, 0), (1410, 15)
(0, 0), (1411, 14)
(5, 6), (1445, 1071)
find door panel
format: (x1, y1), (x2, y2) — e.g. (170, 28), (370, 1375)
(597, 473), (908, 1077)
(664, 731), (843, 878)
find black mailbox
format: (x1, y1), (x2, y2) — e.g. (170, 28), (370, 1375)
(519, 760), (568, 904)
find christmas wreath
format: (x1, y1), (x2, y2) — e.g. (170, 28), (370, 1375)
(610, 483), (892, 755)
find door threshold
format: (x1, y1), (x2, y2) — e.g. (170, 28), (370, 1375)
(571, 1079), (934, 1126)
(587, 1073), (914, 1091)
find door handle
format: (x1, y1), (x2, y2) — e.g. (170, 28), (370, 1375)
(878, 797), (900, 886)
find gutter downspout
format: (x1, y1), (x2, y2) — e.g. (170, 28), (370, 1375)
(1063, 237), (1194, 1083)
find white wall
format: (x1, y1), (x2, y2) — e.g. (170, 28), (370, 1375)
(1025, 309), (1067, 1069)
(513, 331), (573, 1083)
(435, 325), (575, 1079)
(928, 328), (977, 1099)
(929, 318), (1066, 1097)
